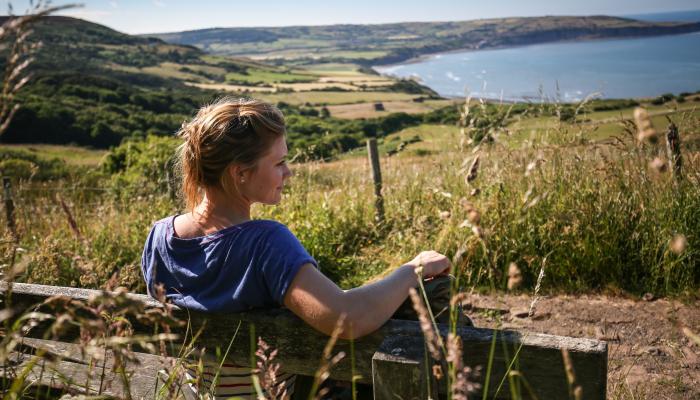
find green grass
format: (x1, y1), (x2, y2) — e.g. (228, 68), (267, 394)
(381, 124), (459, 155)
(298, 63), (366, 75)
(225, 69), (315, 84)
(5, 102), (699, 295)
(0, 144), (107, 166)
(506, 102), (700, 148)
(313, 50), (389, 59)
(3, 95), (699, 297)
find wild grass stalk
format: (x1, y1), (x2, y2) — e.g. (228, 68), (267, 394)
(307, 314), (346, 400)
(254, 336), (288, 400)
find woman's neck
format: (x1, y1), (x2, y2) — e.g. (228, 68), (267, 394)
(192, 190), (251, 233)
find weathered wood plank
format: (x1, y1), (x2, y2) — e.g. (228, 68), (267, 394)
(2, 338), (193, 399)
(1, 282), (608, 399)
(372, 335), (437, 400)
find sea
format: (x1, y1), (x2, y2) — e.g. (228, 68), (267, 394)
(373, 10), (700, 102)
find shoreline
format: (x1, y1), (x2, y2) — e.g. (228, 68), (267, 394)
(372, 29), (700, 70)
(372, 31), (700, 103)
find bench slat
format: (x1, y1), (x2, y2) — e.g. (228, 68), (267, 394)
(2, 338), (192, 399)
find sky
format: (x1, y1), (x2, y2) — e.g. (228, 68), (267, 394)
(2, 0), (699, 34)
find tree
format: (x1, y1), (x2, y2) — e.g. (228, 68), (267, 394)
(0, 1), (78, 134)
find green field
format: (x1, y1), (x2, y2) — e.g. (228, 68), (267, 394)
(256, 91), (420, 105)
(225, 69), (316, 84)
(507, 101), (700, 147)
(0, 144), (107, 166)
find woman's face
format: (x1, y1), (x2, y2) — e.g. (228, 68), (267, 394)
(240, 136), (291, 205)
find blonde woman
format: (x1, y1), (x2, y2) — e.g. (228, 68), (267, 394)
(141, 97), (450, 398)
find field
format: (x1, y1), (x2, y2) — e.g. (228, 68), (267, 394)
(325, 99), (454, 119)
(255, 91), (420, 106)
(2, 87), (699, 398)
(0, 144), (107, 166)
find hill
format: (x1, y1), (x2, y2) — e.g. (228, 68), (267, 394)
(148, 15), (700, 65)
(0, 16), (442, 155)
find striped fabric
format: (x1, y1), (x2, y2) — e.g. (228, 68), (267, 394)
(184, 359), (295, 399)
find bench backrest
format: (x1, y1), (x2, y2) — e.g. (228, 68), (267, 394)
(1, 282), (608, 399)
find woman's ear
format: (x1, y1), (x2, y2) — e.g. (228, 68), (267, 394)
(228, 164), (246, 184)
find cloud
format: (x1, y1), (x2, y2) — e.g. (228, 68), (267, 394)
(153, 0), (166, 7)
(109, 1), (118, 8)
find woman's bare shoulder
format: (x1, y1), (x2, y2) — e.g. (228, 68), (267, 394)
(172, 213), (204, 239)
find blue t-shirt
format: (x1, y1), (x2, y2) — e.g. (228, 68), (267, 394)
(141, 216), (317, 312)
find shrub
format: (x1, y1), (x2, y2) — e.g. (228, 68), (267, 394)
(651, 93), (675, 105)
(0, 148), (68, 180)
(0, 159), (38, 180)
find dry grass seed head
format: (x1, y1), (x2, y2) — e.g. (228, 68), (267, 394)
(633, 107), (658, 143)
(408, 287), (442, 360)
(464, 155), (480, 183)
(507, 262), (522, 291)
(649, 157), (668, 173)
(670, 234), (688, 255)
(450, 292), (469, 308)
(447, 333), (480, 400)
(255, 337), (288, 400)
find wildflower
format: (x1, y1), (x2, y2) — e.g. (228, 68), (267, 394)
(439, 210), (451, 220)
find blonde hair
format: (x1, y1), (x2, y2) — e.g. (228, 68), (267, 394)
(176, 97), (286, 210)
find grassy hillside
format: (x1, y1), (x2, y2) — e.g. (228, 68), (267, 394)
(0, 16), (436, 153)
(149, 16), (700, 65)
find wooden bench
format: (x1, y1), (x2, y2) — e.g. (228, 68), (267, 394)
(1, 282), (608, 399)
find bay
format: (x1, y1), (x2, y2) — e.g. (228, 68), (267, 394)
(374, 32), (700, 102)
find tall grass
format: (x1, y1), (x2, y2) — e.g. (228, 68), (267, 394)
(0, 100), (697, 399)
(2, 104), (699, 296)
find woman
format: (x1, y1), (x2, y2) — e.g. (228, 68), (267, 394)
(141, 97), (450, 398)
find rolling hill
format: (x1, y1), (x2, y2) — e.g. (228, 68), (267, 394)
(0, 16), (441, 154)
(148, 15), (700, 65)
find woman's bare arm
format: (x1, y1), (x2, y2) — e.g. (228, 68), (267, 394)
(283, 251), (450, 340)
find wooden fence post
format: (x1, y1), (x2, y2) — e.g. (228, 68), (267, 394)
(372, 335), (437, 400)
(367, 138), (385, 223)
(3, 177), (17, 240)
(665, 121), (682, 180)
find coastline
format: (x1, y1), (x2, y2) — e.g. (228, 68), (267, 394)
(372, 29), (700, 70)
(372, 31), (700, 103)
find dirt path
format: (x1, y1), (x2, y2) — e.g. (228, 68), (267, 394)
(465, 294), (700, 399)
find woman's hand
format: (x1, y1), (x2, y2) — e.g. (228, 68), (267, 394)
(406, 250), (451, 278)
